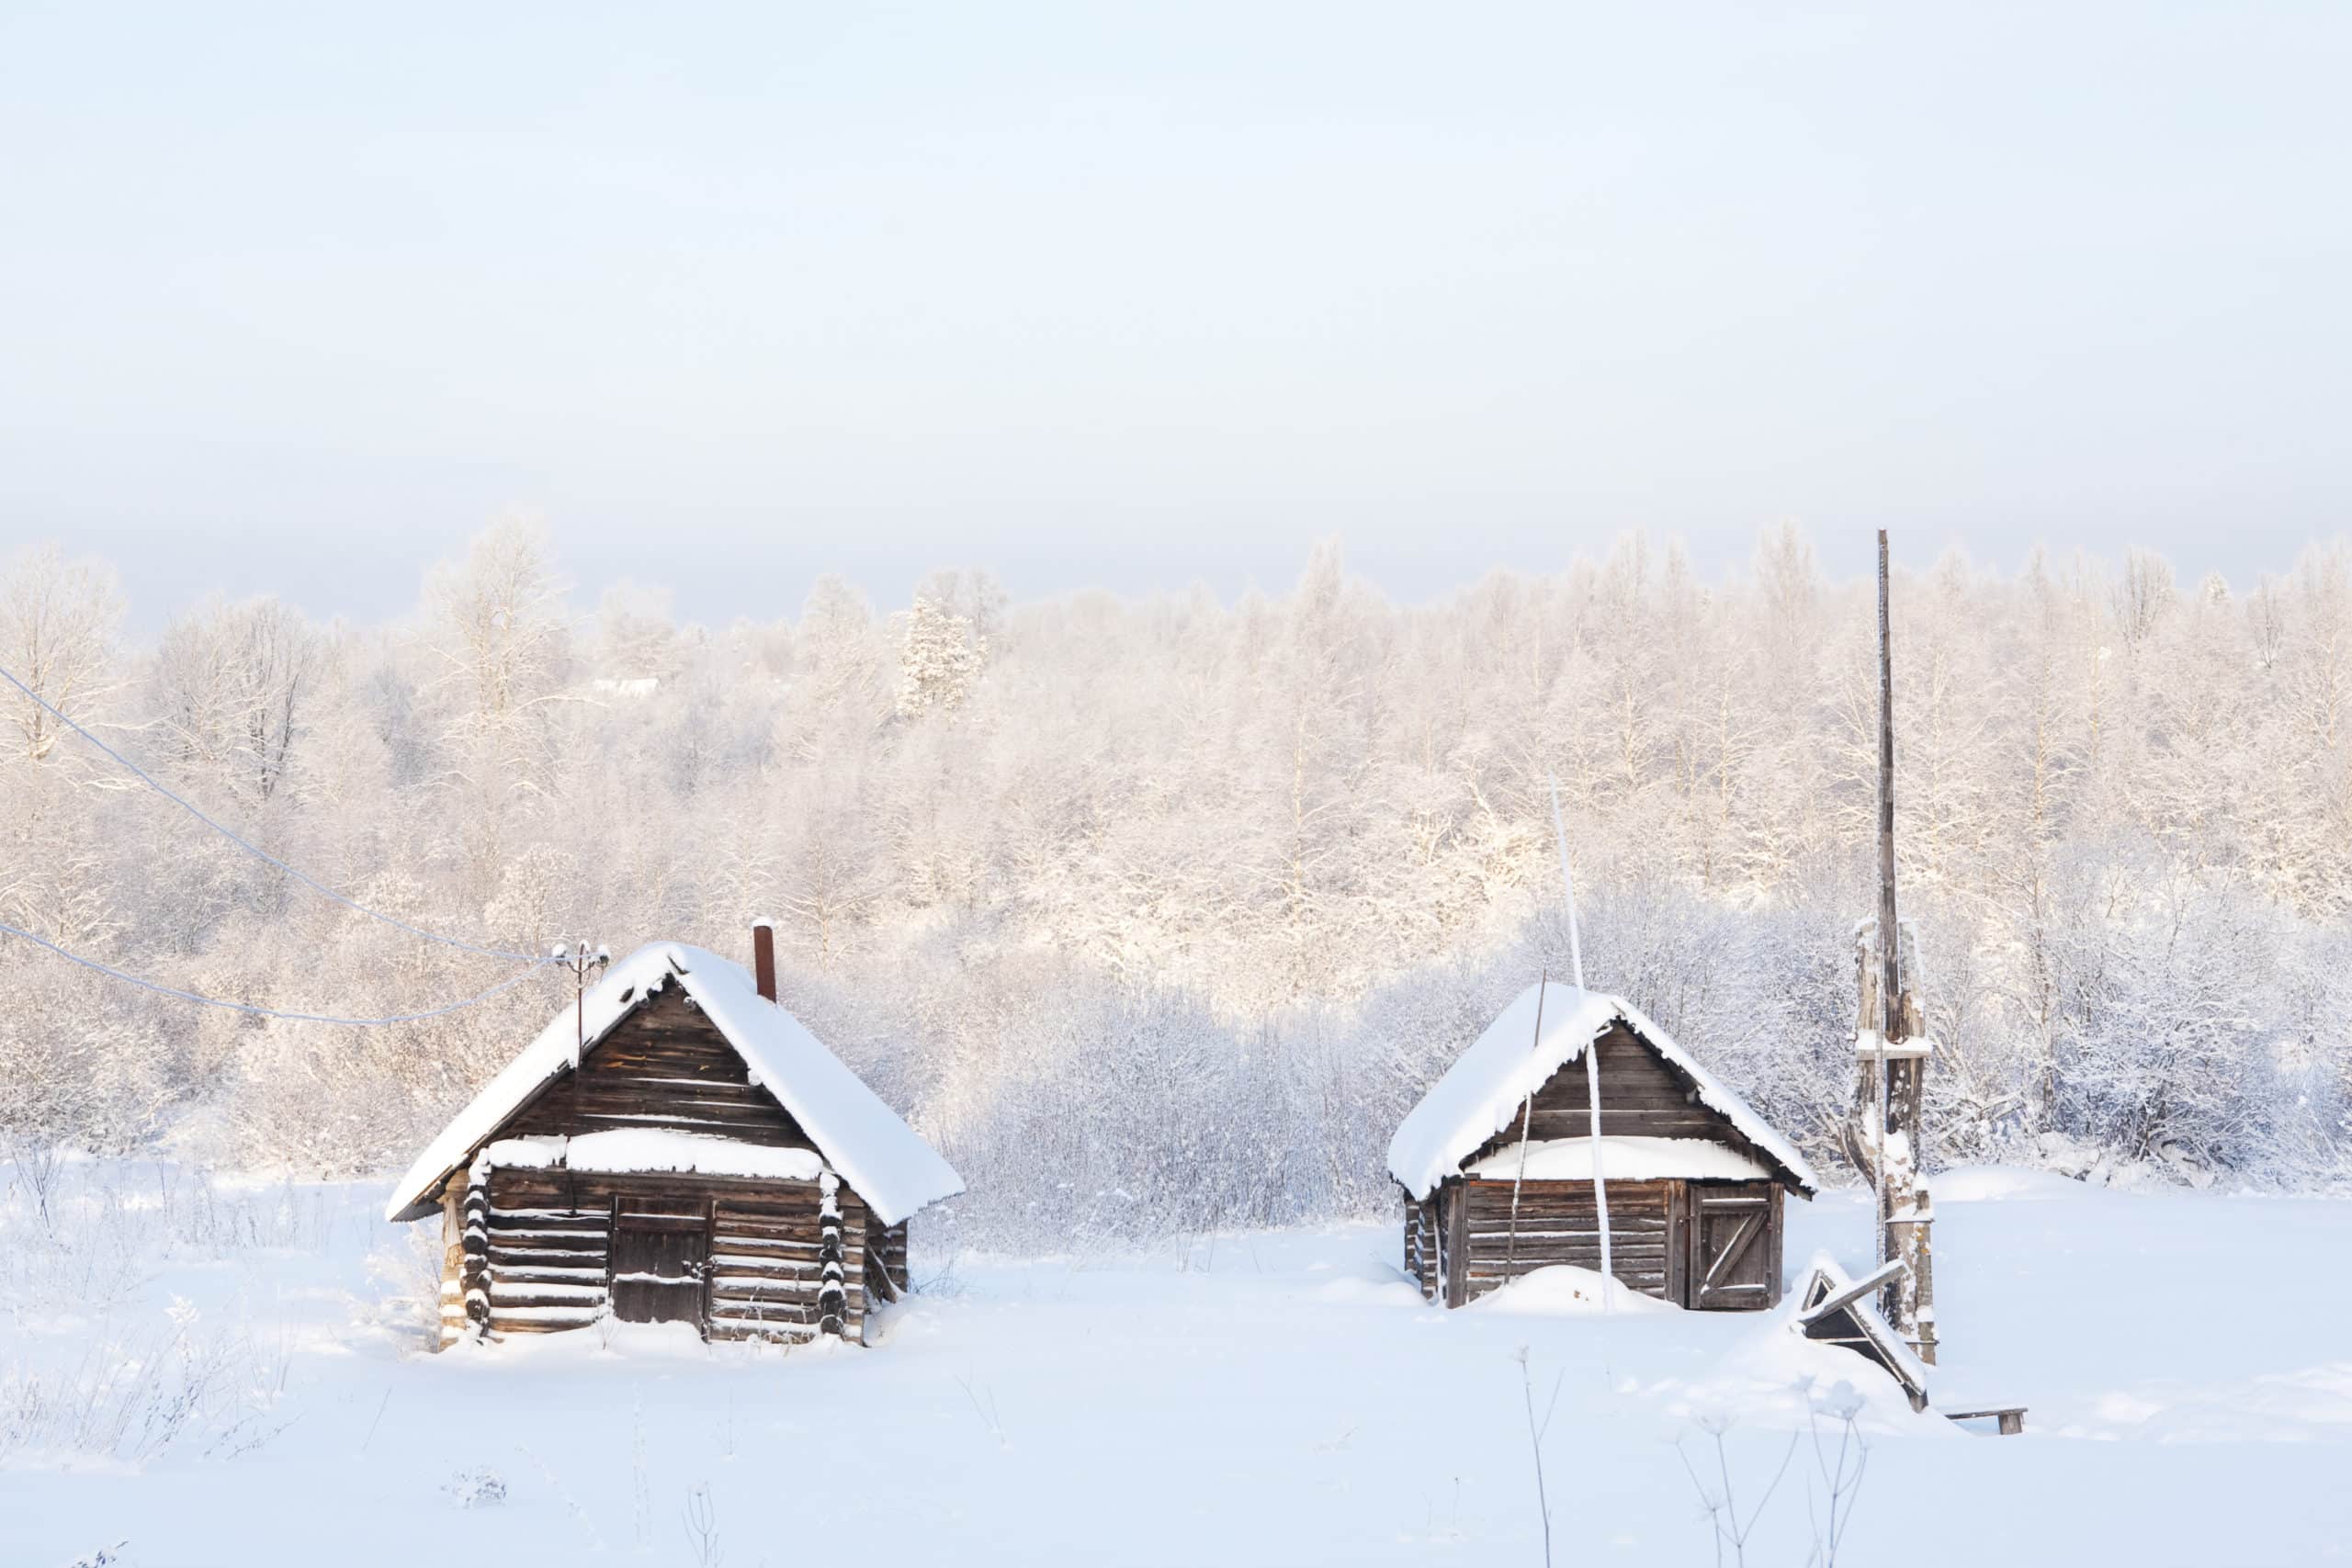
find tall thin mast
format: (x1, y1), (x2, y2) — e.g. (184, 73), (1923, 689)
(1549, 775), (1610, 1303)
(1875, 535), (1896, 1269)
(1504, 972), (1548, 1276)
(1861, 531), (1937, 1363)
(1878, 532), (1900, 1052)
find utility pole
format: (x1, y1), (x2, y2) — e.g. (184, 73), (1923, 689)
(1851, 534), (1937, 1364)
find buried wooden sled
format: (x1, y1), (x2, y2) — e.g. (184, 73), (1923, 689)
(1791, 1255), (2022, 1434)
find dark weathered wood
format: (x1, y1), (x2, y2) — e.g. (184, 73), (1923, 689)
(1443, 1183), (1467, 1308)
(1865, 527), (1938, 1365)
(1876, 530), (1899, 1048)
(1457, 1026), (1806, 1201)
(864, 1216), (909, 1304)
(1687, 1182), (1776, 1311)
(499, 988), (817, 1149)
(1945, 1407), (2027, 1436)
(1401, 1188), (1441, 1301)
(1796, 1259), (1930, 1410)
(817, 1174), (847, 1337)
(1447, 1179), (1685, 1304)
(1665, 1181), (1688, 1304)
(1474, 1031), (1765, 1162)
(413, 975), (919, 1349)
(460, 1166), (492, 1336)
(1401, 998), (1815, 1317)
(703, 1196), (719, 1326)
(458, 1164), (878, 1345)
(610, 1220), (708, 1327)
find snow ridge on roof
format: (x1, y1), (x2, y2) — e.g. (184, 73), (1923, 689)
(1385, 981), (1820, 1200)
(385, 942), (963, 1227)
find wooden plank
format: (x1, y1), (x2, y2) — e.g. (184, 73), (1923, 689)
(492, 988), (818, 1150)
(1945, 1407), (2028, 1436)
(1666, 1180), (1688, 1305)
(609, 1221), (708, 1327)
(1455, 1025), (1804, 1191)
(1444, 1182), (1467, 1308)
(1798, 1258), (1906, 1325)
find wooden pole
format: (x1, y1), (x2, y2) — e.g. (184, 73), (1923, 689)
(1871, 532), (1937, 1363)
(1549, 775), (1611, 1307)
(1875, 536), (1895, 1272)
(1877, 534), (1899, 1055)
(1504, 972), (1548, 1278)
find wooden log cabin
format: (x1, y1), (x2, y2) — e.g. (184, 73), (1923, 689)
(1388, 983), (1818, 1310)
(383, 924), (961, 1348)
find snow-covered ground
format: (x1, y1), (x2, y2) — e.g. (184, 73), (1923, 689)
(7, 1164), (2350, 1566)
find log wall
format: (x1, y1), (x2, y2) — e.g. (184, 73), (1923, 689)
(709, 1178), (867, 1345)
(1401, 1190), (1442, 1302)
(430, 1167), (872, 1346)
(1412, 1175), (1789, 1310)
(1456, 1177), (1680, 1303)
(480, 1167), (616, 1336)
(864, 1218), (910, 1305)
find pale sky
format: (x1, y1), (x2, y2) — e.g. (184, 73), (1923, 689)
(3, 2), (2346, 629)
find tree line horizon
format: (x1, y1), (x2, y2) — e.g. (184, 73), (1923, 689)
(4, 522), (2346, 1246)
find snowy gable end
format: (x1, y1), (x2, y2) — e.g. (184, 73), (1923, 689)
(1389, 983), (1817, 1312)
(386, 924), (961, 1349)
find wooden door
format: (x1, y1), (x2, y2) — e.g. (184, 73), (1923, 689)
(1685, 1183), (1777, 1311)
(610, 1217), (708, 1328)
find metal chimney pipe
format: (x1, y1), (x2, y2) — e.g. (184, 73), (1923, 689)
(751, 917), (778, 1003)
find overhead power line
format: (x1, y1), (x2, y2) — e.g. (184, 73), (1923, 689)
(0, 919), (549, 1025)
(0, 660), (548, 965)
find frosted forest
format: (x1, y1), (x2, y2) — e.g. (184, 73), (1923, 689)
(6, 523), (2350, 1249)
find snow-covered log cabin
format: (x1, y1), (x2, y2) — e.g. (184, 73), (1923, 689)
(383, 924), (962, 1347)
(1388, 983), (1818, 1310)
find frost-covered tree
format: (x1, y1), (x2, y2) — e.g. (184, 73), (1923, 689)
(893, 595), (985, 717)
(152, 596), (321, 807)
(5, 519), (2352, 1233)
(0, 543), (121, 764)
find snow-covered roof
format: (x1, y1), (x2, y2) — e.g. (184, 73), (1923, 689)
(1386, 982), (1819, 1201)
(385, 943), (963, 1227)
(1462, 1134), (1772, 1184)
(1792, 1251), (1931, 1399)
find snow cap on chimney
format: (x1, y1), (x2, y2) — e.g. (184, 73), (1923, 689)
(751, 918), (778, 1003)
